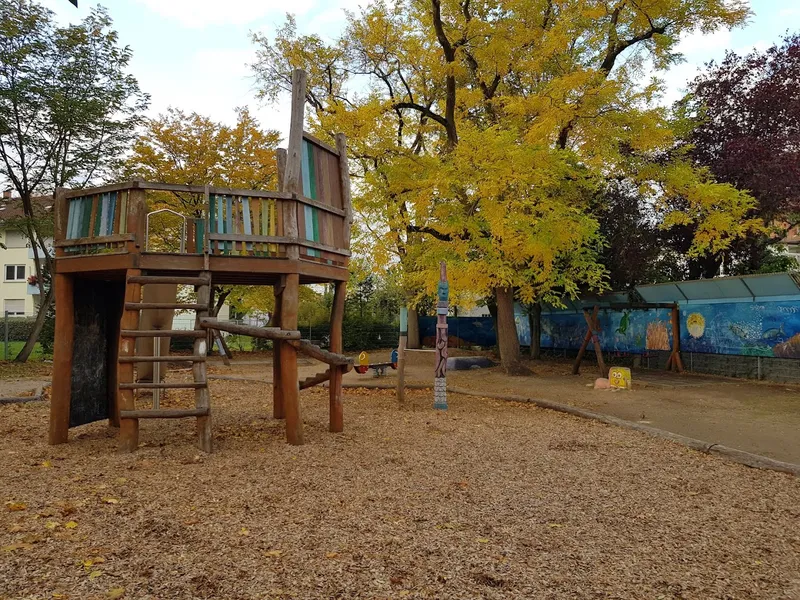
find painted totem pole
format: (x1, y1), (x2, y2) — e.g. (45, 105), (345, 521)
(434, 262), (448, 410)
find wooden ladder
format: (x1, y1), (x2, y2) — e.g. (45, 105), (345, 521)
(117, 269), (213, 453)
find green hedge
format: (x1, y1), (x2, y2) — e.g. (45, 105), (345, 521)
(2, 317), (38, 342)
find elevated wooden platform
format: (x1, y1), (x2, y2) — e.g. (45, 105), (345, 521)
(48, 69), (353, 452)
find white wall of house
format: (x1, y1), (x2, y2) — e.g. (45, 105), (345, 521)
(0, 228), (53, 316)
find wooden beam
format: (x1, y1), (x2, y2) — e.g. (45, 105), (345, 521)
(295, 194), (347, 217)
(126, 187), (146, 251)
(572, 306), (598, 375)
(329, 281), (346, 432)
(300, 369), (332, 390)
(194, 276), (212, 453)
(118, 269), (141, 452)
(49, 273), (74, 445)
(280, 273), (302, 444)
(289, 339), (353, 367)
(55, 234), (135, 248)
(335, 133), (353, 251)
(121, 329), (206, 338)
(118, 355), (206, 363)
(125, 302), (207, 311)
(282, 70), (305, 261)
(119, 382), (206, 390)
(271, 281), (285, 419)
(585, 307), (607, 377)
(302, 131), (339, 155)
(126, 275), (209, 286)
(120, 408), (209, 419)
(198, 318), (301, 340)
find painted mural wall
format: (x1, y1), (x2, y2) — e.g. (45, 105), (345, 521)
(540, 301), (800, 358)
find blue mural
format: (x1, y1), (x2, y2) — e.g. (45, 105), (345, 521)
(539, 300), (800, 358)
(418, 316), (497, 347)
(540, 308), (673, 354)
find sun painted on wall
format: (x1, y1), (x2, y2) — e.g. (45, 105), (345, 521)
(686, 313), (705, 338)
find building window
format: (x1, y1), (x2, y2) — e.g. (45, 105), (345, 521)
(4, 299), (25, 316)
(4, 265), (25, 281)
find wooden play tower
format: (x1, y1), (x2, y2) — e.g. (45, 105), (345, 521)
(48, 70), (353, 452)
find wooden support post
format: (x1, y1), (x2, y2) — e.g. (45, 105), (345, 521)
(49, 273), (74, 445)
(335, 133), (353, 251)
(280, 273), (302, 444)
(281, 70), (306, 261)
(572, 306), (600, 376)
(271, 281), (284, 419)
(118, 269), (142, 452)
(668, 304), (685, 373)
(397, 307), (407, 406)
(194, 275), (212, 452)
(126, 184), (146, 252)
(329, 281), (346, 432)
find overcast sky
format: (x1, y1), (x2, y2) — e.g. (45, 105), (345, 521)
(41, 0), (800, 141)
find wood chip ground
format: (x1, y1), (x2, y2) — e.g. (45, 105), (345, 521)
(1, 374), (799, 599)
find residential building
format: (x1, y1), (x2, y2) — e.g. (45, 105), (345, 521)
(0, 194), (53, 317)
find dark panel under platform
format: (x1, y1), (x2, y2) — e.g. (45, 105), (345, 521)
(69, 279), (125, 427)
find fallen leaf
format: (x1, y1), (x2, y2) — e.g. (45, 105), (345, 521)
(107, 588), (125, 599)
(64, 521), (78, 529)
(6, 502), (27, 512)
(102, 498), (119, 505)
(325, 552), (339, 559)
(89, 570), (102, 580)
(45, 521), (60, 530)
(264, 550), (283, 558)
(476, 538), (489, 543)
(547, 523), (563, 528)
(239, 527), (249, 536)
(41, 460), (53, 468)
(115, 477), (128, 485)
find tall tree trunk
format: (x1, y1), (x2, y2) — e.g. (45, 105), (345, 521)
(407, 306), (420, 349)
(14, 286), (54, 362)
(494, 286), (531, 375)
(529, 302), (541, 359)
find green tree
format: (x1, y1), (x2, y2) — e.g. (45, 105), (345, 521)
(125, 107), (282, 317)
(0, 0), (147, 361)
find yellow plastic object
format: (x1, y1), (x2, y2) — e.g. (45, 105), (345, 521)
(609, 367), (632, 389)
(358, 351), (369, 367)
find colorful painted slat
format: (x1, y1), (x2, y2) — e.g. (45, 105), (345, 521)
(66, 198), (78, 239)
(242, 197), (253, 252)
(225, 195), (232, 255)
(80, 196), (92, 238)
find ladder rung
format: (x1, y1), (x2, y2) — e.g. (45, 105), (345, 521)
(119, 382), (206, 390)
(127, 275), (210, 286)
(120, 408), (209, 419)
(118, 355), (206, 363)
(121, 329), (206, 338)
(125, 302), (207, 311)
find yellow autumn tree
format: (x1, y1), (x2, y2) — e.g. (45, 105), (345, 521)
(125, 107), (282, 316)
(252, 0), (758, 373)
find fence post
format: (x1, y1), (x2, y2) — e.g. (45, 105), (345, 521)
(4, 311), (8, 360)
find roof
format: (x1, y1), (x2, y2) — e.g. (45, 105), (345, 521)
(636, 273), (800, 304)
(543, 272), (800, 313)
(0, 197), (54, 224)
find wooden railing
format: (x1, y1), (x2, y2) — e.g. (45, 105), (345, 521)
(53, 180), (350, 267)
